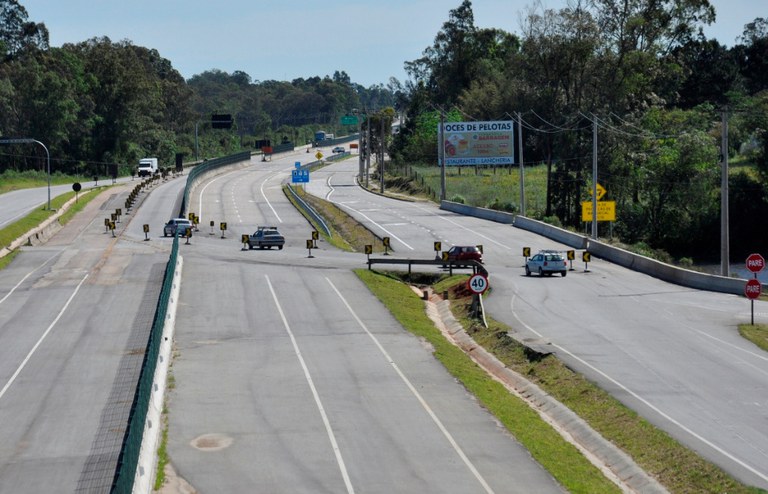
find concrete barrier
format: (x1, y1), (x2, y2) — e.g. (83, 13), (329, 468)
(1, 189), (93, 258)
(440, 200), (515, 224)
(439, 203), (758, 295)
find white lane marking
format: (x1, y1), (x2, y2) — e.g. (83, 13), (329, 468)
(0, 273), (89, 401)
(410, 204), (509, 250)
(265, 275), (354, 493)
(335, 203), (414, 251)
(0, 251), (60, 306)
(326, 175), (335, 202)
(326, 277), (495, 494)
(509, 291), (768, 484)
(197, 174), (225, 220)
(260, 174), (283, 223)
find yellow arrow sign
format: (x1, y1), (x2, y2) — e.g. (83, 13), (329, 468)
(590, 183), (606, 200)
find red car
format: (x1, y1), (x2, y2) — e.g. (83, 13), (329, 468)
(445, 245), (483, 265)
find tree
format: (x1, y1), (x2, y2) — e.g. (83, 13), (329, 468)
(672, 37), (742, 108)
(738, 18), (768, 94)
(0, 0), (48, 58)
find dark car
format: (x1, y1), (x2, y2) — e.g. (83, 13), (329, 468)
(445, 245), (483, 266)
(332, 146), (346, 153)
(248, 226), (285, 250)
(163, 218), (193, 237)
(525, 250), (567, 277)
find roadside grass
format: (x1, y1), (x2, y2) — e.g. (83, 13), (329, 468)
(739, 324), (768, 352)
(361, 270), (766, 494)
(355, 269), (620, 494)
(0, 170), (82, 194)
(0, 188), (100, 247)
(400, 164), (549, 216)
(291, 175), (767, 493)
(283, 184), (387, 253)
(0, 187), (104, 269)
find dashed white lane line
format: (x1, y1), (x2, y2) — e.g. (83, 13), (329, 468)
(266, 275), (354, 493)
(0, 273), (89, 401)
(326, 277), (495, 494)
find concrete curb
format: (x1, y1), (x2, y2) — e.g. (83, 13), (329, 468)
(1, 189), (94, 258)
(133, 255), (184, 494)
(423, 291), (668, 494)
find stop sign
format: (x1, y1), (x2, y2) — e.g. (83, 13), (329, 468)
(745, 278), (762, 300)
(746, 253), (765, 273)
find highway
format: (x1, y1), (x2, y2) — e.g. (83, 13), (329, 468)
(0, 176), (185, 492)
(162, 150), (564, 493)
(1, 148), (767, 492)
(305, 158), (768, 490)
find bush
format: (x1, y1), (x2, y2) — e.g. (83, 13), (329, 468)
(486, 197), (517, 213)
(450, 194), (466, 204)
(541, 215), (563, 228)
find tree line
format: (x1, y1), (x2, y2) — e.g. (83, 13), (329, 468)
(390, 0), (768, 262)
(0, 0), (396, 178)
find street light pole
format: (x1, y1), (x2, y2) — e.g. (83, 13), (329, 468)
(0, 138), (51, 209)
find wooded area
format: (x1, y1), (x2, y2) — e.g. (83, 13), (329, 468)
(390, 0), (768, 262)
(0, 0), (766, 261)
(0, 1), (395, 178)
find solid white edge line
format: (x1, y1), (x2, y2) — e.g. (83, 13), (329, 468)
(265, 275), (354, 493)
(260, 174), (283, 224)
(509, 292), (768, 484)
(325, 276), (495, 494)
(335, 203), (414, 251)
(0, 273), (89, 401)
(0, 251), (60, 306)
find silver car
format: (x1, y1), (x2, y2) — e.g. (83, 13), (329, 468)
(525, 250), (567, 277)
(248, 226), (285, 250)
(163, 218), (193, 237)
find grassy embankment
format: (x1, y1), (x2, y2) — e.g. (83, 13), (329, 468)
(0, 186), (102, 270)
(295, 184), (766, 494)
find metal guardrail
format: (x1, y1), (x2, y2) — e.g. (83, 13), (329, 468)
(285, 185), (331, 237)
(366, 257), (488, 277)
(181, 151), (251, 217)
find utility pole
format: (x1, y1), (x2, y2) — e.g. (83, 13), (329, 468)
(439, 111), (446, 201)
(592, 116), (598, 239)
(380, 115), (385, 194)
(517, 112), (525, 216)
(366, 118), (371, 188)
(721, 108), (730, 277)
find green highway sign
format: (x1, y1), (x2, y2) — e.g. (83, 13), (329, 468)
(341, 115), (358, 125)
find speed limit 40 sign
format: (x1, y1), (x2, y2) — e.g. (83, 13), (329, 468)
(467, 274), (489, 295)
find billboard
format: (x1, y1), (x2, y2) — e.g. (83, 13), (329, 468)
(439, 121), (515, 166)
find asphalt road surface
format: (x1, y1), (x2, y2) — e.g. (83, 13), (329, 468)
(162, 151), (565, 493)
(0, 176), (185, 492)
(304, 158), (768, 490)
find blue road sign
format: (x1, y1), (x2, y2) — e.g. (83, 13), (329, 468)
(292, 168), (309, 183)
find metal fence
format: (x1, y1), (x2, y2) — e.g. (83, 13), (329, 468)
(111, 151), (251, 493)
(110, 235), (179, 493)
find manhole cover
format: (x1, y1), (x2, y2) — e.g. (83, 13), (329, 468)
(190, 433), (233, 452)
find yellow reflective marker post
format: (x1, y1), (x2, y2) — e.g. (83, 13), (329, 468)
(306, 239), (315, 258)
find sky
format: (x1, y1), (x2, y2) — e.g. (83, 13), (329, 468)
(20, 0), (763, 88)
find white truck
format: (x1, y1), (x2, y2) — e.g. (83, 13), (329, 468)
(137, 157), (158, 177)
